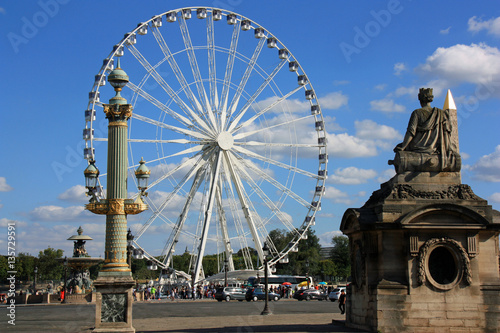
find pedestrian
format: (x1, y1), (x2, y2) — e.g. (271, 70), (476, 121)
(338, 289), (346, 315)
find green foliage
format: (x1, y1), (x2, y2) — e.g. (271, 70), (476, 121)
(0, 256), (8, 282)
(270, 228), (322, 276)
(330, 235), (350, 279)
(37, 247), (65, 280)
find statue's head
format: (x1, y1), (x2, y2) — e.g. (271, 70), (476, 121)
(418, 88), (434, 104)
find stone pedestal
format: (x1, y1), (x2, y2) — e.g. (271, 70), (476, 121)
(340, 172), (500, 332)
(93, 275), (135, 333)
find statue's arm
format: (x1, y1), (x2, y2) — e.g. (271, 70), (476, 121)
(394, 111), (418, 152)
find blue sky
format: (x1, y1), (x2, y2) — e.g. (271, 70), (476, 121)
(1, 0), (499, 261)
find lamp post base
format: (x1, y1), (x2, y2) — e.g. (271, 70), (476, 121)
(260, 307), (273, 316)
(93, 275), (135, 333)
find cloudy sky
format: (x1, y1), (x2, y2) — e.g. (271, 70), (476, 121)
(1, 0), (499, 260)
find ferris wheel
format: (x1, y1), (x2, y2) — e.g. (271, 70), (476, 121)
(83, 7), (328, 282)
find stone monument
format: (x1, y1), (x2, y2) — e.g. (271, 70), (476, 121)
(340, 88), (500, 332)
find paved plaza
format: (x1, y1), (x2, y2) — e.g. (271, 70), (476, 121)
(1, 299), (367, 332)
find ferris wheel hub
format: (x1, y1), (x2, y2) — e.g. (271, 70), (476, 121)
(216, 131), (234, 151)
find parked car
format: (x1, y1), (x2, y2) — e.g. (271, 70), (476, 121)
(214, 287), (247, 302)
(293, 288), (328, 301)
(245, 287), (281, 301)
(328, 287), (346, 302)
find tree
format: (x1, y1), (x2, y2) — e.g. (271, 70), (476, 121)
(270, 228), (322, 276)
(37, 247), (65, 280)
(330, 235), (350, 280)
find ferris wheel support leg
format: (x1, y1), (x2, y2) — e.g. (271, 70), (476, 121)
(193, 151), (222, 285)
(223, 152), (265, 264)
(216, 185), (235, 271)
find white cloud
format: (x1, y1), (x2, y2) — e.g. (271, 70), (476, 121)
(374, 84), (387, 91)
(0, 8), (5, 15)
(318, 230), (343, 247)
(58, 185), (87, 203)
(355, 120), (402, 141)
(326, 132), (378, 158)
(393, 86), (418, 98)
(322, 186), (354, 205)
(328, 167), (377, 185)
(0, 177), (13, 192)
(319, 91), (348, 110)
(488, 192), (500, 203)
(489, 193), (500, 204)
(394, 62), (407, 76)
(370, 98), (406, 113)
(440, 27), (451, 35)
(29, 205), (91, 221)
(469, 145), (500, 182)
(461, 151), (470, 160)
(468, 16), (500, 37)
(377, 168), (396, 183)
(418, 43), (500, 89)
(0, 218), (28, 228)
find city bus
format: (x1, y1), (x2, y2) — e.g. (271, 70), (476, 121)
(247, 275), (313, 289)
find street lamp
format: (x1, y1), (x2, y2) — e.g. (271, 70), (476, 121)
(135, 157), (150, 197)
(127, 229), (134, 269)
(34, 266), (38, 294)
(224, 258), (229, 287)
(83, 160), (99, 202)
(261, 242), (272, 316)
(84, 59), (149, 332)
(62, 257), (68, 304)
(305, 259), (310, 289)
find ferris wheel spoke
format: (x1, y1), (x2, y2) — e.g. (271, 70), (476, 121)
(207, 13), (219, 127)
(147, 152), (204, 191)
(136, 154), (208, 240)
(235, 161), (298, 234)
(193, 151), (223, 284)
(232, 85), (303, 134)
(150, 27), (207, 120)
(226, 37), (266, 125)
(234, 141), (319, 149)
(233, 114), (313, 141)
(233, 145), (319, 179)
(220, 160), (254, 270)
(233, 153), (312, 208)
(132, 113), (210, 141)
(215, 183), (234, 271)
(219, 20), (241, 130)
(227, 58), (287, 132)
(127, 44), (207, 129)
(126, 138), (199, 144)
(161, 167), (206, 266)
(223, 151), (265, 264)
(178, 16), (217, 131)
(126, 81), (195, 130)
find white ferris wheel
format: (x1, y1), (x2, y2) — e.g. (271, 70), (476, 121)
(83, 7), (328, 282)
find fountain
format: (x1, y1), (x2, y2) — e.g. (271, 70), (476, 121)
(61, 226), (104, 294)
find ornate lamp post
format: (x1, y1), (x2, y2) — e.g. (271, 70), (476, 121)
(34, 266), (38, 294)
(62, 257), (68, 304)
(305, 259), (310, 289)
(261, 242), (272, 316)
(224, 258), (229, 287)
(84, 59), (149, 333)
(126, 229), (134, 270)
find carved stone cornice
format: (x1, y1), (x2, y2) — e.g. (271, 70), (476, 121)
(364, 183), (482, 208)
